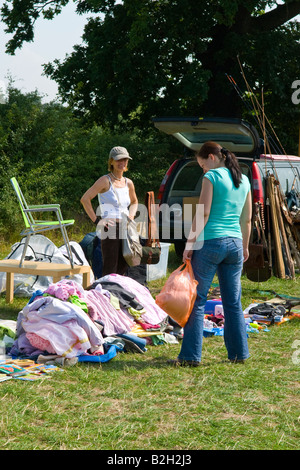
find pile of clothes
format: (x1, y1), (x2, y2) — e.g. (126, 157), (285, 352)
(9, 274), (179, 364)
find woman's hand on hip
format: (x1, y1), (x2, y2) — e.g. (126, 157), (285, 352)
(97, 218), (116, 229)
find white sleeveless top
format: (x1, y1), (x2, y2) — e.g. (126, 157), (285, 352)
(98, 175), (130, 219)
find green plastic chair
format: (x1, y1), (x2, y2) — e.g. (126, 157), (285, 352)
(10, 177), (75, 268)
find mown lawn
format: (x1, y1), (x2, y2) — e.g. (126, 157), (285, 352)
(0, 240), (299, 451)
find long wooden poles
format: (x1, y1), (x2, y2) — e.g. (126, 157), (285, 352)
(267, 174), (298, 279)
(267, 175), (285, 278)
(236, 58), (299, 280)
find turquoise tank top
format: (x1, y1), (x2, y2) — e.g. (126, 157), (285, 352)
(197, 167), (250, 241)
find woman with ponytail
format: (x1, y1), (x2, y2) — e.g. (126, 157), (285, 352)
(171, 141), (252, 366)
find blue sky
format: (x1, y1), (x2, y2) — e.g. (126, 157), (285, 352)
(0, 2), (90, 102)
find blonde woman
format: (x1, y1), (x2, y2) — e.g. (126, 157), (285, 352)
(81, 146), (138, 275)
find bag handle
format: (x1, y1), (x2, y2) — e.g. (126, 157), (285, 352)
(174, 259), (192, 274)
(145, 191), (160, 247)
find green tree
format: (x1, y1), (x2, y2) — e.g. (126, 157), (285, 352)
(2, 0), (300, 150)
(0, 84), (78, 235)
(0, 84), (180, 239)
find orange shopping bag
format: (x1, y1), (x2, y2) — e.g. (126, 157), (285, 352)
(155, 260), (198, 327)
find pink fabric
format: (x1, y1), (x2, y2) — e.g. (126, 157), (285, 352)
(26, 332), (56, 354)
(100, 274), (168, 325)
(85, 290), (134, 336)
(45, 279), (85, 301)
(138, 321), (160, 330)
(22, 296), (104, 358)
(23, 314), (94, 358)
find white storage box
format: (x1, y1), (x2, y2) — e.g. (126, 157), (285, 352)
(146, 243), (171, 282)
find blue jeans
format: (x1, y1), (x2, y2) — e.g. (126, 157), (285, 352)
(178, 237), (249, 363)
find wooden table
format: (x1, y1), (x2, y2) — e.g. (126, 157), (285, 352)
(0, 259), (91, 303)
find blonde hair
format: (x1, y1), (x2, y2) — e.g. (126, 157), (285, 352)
(107, 157), (129, 172)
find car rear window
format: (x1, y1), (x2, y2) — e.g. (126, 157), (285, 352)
(167, 160), (252, 207)
(276, 166), (300, 194)
(172, 161), (250, 192)
(166, 161), (202, 206)
(181, 132), (254, 147)
(172, 161), (203, 191)
(240, 163), (251, 179)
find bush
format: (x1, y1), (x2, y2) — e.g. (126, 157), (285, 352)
(0, 87), (181, 240)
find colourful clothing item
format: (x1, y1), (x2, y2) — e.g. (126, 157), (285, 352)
(20, 296), (104, 358)
(84, 289), (135, 337)
(99, 274), (168, 325)
(198, 167), (250, 241)
(98, 176), (130, 219)
(98, 176), (130, 275)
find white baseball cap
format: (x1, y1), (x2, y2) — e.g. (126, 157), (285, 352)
(109, 146), (132, 160)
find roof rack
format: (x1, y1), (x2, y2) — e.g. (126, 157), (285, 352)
(259, 154), (300, 161)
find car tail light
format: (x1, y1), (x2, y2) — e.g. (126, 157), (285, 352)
(157, 160), (179, 204)
(252, 161), (264, 204)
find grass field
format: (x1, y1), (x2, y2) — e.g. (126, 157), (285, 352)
(0, 239), (299, 451)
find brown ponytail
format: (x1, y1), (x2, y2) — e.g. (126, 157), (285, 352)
(196, 141), (242, 188)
